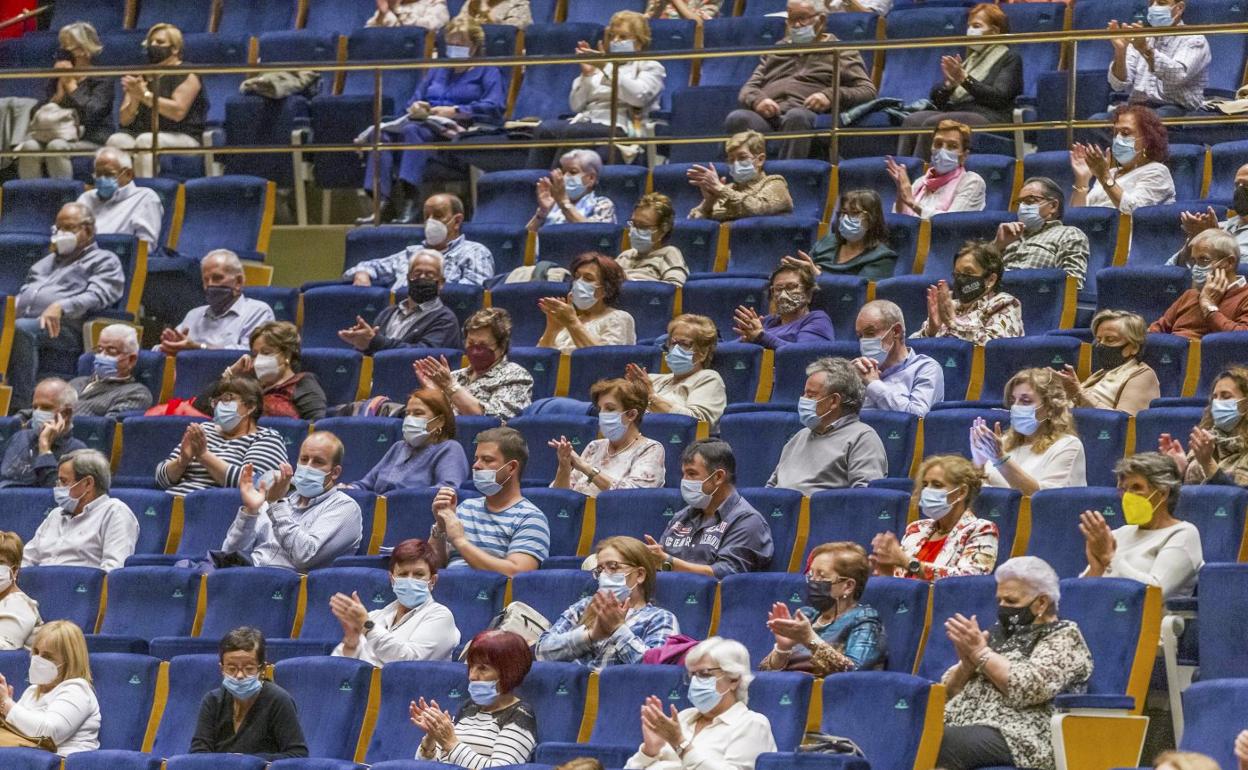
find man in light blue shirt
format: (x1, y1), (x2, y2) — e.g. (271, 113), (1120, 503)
(345, 193), (494, 289)
(853, 299), (944, 416)
(160, 249), (275, 354)
(1168, 164), (1248, 267)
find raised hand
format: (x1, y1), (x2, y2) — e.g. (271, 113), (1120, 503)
(1079, 509), (1116, 570)
(338, 316), (378, 351)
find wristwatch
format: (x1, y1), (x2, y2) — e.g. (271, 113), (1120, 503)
(906, 558), (922, 575)
(661, 556), (674, 572)
(363, 620), (375, 634)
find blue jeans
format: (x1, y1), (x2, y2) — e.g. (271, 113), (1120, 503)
(10, 316), (83, 410)
(362, 121), (442, 199)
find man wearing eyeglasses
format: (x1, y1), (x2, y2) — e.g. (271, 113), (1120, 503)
(993, 176), (1090, 290)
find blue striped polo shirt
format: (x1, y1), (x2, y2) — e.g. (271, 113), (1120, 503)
(447, 495), (550, 568)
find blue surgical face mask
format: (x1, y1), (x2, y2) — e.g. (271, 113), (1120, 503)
(29, 408), (54, 434)
(94, 175), (119, 201)
(564, 174), (587, 201)
(214, 400), (243, 431)
(919, 487), (955, 519)
(223, 674), (262, 701)
(403, 416), (431, 448)
(1010, 404), (1041, 436)
(797, 395), (829, 430)
(570, 278), (598, 311)
(687, 674), (723, 714)
(1147, 4), (1173, 26)
(666, 344), (695, 376)
(608, 38), (635, 53)
(1190, 263), (1212, 287)
(680, 476), (714, 509)
(1112, 134), (1137, 166)
(1212, 398), (1245, 431)
(53, 479), (83, 513)
(393, 576), (431, 608)
(445, 44), (471, 59)
(629, 225), (655, 254)
(1017, 202), (1045, 230)
(789, 24), (816, 44)
(838, 214), (864, 243)
(731, 159), (758, 185)
(598, 570), (632, 601)
(292, 464), (328, 498)
(473, 463), (512, 496)
(92, 353), (119, 379)
(468, 679), (498, 706)
(598, 410), (629, 442)
(931, 147), (960, 175)
(859, 332), (890, 364)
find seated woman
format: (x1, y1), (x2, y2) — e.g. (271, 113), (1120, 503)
(191, 626), (308, 759)
(688, 130), (793, 221)
(527, 149), (617, 231)
(806, 189), (898, 280)
(624, 637), (776, 770)
(889, 120), (986, 219)
(367, 0), (449, 29)
(537, 252), (637, 353)
(1160, 365), (1248, 487)
(626, 314), (727, 427)
(415, 308), (534, 420)
(733, 261), (834, 350)
(0, 531), (41, 650)
(1058, 309), (1160, 416)
(16, 22), (113, 180)
(331, 538), (460, 665)
(898, 4), (1022, 159)
(913, 240), (1024, 345)
(550, 378), (665, 496)
(411, 629), (537, 766)
(1080, 452), (1203, 600)
(528, 11), (665, 170)
(1070, 105), (1176, 214)
(760, 541), (885, 675)
(221, 321), (326, 420)
(617, 193), (689, 286)
(359, 17), (505, 223)
(156, 377), (288, 495)
(535, 536), (678, 668)
(351, 388), (468, 495)
(106, 23), (208, 178)
(0, 620), (98, 754)
(937, 556), (1092, 770)
(454, 0), (532, 27)
(871, 455), (999, 581)
(646, 0), (720, 20)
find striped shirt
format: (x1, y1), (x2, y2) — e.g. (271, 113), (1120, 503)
(536, 599), (680, 670)
(343, 235), (496, 290)
(423, 700), (537, 767)
(543, 191), (616, 227)
(1108, 27), (1210, 111)
(155, 423), (288, 495)
(447, 496), (550, 568)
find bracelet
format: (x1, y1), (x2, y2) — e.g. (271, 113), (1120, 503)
(974, 648), (993, 672)
(990, 454), (1011, 469)
(771, 644), (793, 657)
(1072, 184), (1089, 192)
(586, 466), (601, 483)
(444, 382), (461, 397)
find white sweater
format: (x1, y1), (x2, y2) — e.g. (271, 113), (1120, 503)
(1102, 520), (1203, 600)
(331, 599), (460, 667)
(7, 678), (100, 754)
(0, 590), (40, 650)
(986, 434), (1087, 491)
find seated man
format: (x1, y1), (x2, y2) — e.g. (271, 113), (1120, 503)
(1105, 0), (1209, 116)
(1169, 162), (1248, 266)
(344, 193), (494, 289)
(688, 130), (793, 221)
(338, 249), (463, 352)
(0, 378), (86, 488)
(13, 203), (124, 410)
(995, 176), (1091, 289)
(69, 324), (153, 417)
(22, 449), (139, 571)
(76, 147), (164, 251)
(853, 299), (945, 416)
(429, 427), (549, 576)
(160, 249), (275, 355)
(725, 0), (876, 160)
(1150, 228), (1248, 339)
(646, 439), (774, 576)
(768, 357), (887, 494)
(526, 149), (617, 232)
(222, 431), (363, 572)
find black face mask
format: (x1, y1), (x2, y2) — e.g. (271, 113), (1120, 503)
(952, 273), (989, 303)
(1091, 342), (1130, 372)
(407, 278), (439, 305)
(997, 600), (1037, 638)
(805, 578), (844, 614)
(1234, 184), (1248, 216)
(204, 285), (237, 315)
(146, 44), (173, 64)
(54, 48), (75, 64)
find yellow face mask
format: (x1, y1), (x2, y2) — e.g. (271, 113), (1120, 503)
(1121, 490), (1159, 526)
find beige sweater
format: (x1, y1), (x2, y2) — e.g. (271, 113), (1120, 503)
(649, 369), (727, 426)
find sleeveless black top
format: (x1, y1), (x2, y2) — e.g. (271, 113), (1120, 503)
(129, 70), (208, 138)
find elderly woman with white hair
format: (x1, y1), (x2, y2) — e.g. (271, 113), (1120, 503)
(624, 637), (777, 770)
(527, 149), (617, 232)
(1080, 452), (1203, 600)
(937, 556), (1093, 770)
(68, 324), (154, 417)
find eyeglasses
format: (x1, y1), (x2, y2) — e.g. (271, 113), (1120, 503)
(771, 282), (803, 293)
(222, 665), (261, 677)
(806, 575), (847, 585)
(684, 666), (723, 681)
(591, 561), (632, 579)
(1017, 196), (1053, 205)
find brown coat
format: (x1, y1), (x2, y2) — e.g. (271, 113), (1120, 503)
(738, 34), (877, 112)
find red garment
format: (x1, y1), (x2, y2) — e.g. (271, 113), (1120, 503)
(1148, 283), (1248, 340)
(916, 535), (947, 566)
(262, 373), (307, 418)
(0, 1), (36, 40)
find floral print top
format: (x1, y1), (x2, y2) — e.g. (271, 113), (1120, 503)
(913, 291), (1025, 346)
(892, 511), (1000, 581)
(450, 357), (533, 420)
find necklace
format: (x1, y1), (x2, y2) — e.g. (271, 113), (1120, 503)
(605, 433), (640, 458)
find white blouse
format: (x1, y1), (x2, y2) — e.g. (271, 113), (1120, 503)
(1085, 161), (1176, 214)
(569, 61), (667, 136)
(985, 433), (1087, 491)
(551, 308), (637, 353)
(624, 702), (777, 770)
(332, 599), (460, 667)
(1101, 520), (1203, 600)
(0, 590), (40, 650)
(6, 678), (100, 754)
(901, 171), (986, 219)
(559, 436), (666, 497)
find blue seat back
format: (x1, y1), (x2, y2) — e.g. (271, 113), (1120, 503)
(617, 281), (677, 342)
(765, 161), (832, 221)
(925, 211), (1002, 277)
(508, 414), (599, 485)
(909, 337), (974, 401)
(185, 33), (252, 132)
(918, 574), (998, 680)
(1209, 140), (1248, 201)
(1000, 3), (1064, 97)
(1072, 407), (1129, 486)
(590, 664), (690, 745)
(820, 672), (938, 770)
(661, 85), (739, 164)
(150, 654), (222, 756)
(378, 488), (438, 550)
(674, 277), (770, 335)
(648, 19), (697, 110)
(370, 347), (463, 403)
(920, 407), (1009, 459)
(756, 754), (869, 770)
(1133, 406), (1204, 454)
(770, 342), (861, 404)
(0, 233), (54, 295)
(343, 225), (419, 275)
(1197, 332), (1248, 397)
(1168, 145), (1207, 201)
(881, 8), (968, 102)
(655, 572), (718, 639)
(652, 164), (729, 228)
(165, 755), (266, 770)
(1095, 265), (1190, 322)
(739, 486), (803, 573)
(975, 486), (1023, 557)
(596, 166), (649, 220)
(312, 417), (401, 484)
(568, 345), (661, 400)
(0, 489), (55, 544)
(711, 342), (763, 405)
(565, 0), (645, 21)
(825, 12), (881, 72)
(273, 657), (374, 759)
(699, 17), (788, 88)
(749, 672), (813, 751)
(461, 222), (527, 276)
(19, 566), (104, 631)
(837, 158), (923, 218)
(177, 177), (270, 261)
(257, 416), (310, 462)
(521, 487), (587, 558)
(964, 155), (1015, 212)
(243, 286), (299, 325)
(1060, 576), (1150, 696)
(860, 408), (917, 478)
(171, 349), (240, 400)
(1175, 485), (1248, 565)
(97, 567), (201, 638)
(593, 487), (686, 545)
(980, 336), (1081, 401)
(217, 0), (300, 35)
(1071, 0), (1149, 72)
(512, 24), (603, 121)
(1000, 268), (1068, 334)
(1028, 488), (1123, 578)
(511, 569), (597, 623)
(136, 0), (213, 31)
(1137, 332), (1189, 399)
(302, 568), (394, 643)
(115, 417), (207, 488)
(341, 27), (427, 108)
(133, 176), (180, 250)
(300, 286), (392, 349)
(489, 282), (570, 347)
(222, 95), (310, 185)
(431, 569), (507, 640)
(1128, 203), (1211, 266)
(63, 750), (163, 770)
(179, 488), (245, 556)
(50, 0), (128, 33)
(0, 179), (85, 234)
(1195, 564), (1248, 680)
(811, 274), (869, 339)
(110, 488), (175, 556)
(474, 170), (547, 223)
(364, 661), (468, 761)
(92, 653), (161, 750)
(862, 576), (930, 673)
(510, 346), (561, 401)
(0, 746), (60, 770)
(301, 348), (364, 406)
(718, 573), (806, 662)
(807, 488), (910, 555)
(726, 216), (820, 275)
(514, 661), (591, 744)
(200, 567), (301, 639)
(639, 413), (700, 489)
(718, 411), (802, 488)
(1181, 679), (1248, 769)
(537, 223), (623, 266)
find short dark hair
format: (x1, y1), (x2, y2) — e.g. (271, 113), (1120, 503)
(681, 439), (736, 484)
(568, 252), (626, 306)
(476, 427), (529, 475)
(219, 626), (265, 667)
(465, 630), (532, 694)
(837, 189), (890, 250)
(955, 240), (1004, 286)
(1021, 176), (1065, 218)
(391, 538), (438, 576)
(211, 376), (264, 422)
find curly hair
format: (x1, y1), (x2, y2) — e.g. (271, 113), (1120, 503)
(914, 454), (986, 511)
(1115, 104), (1169, 164)
(1199, 366), (1248, 441)
(1002, 367), (1077, 453)
(569, 252), (625, 306)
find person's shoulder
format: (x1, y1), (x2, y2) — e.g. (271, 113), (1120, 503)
(259, 680), (299, 706)
(238, 295), (276, 316)
(511, 496), (549, 519)
(253, 425), (287, 443)
(50, 677), (98, 701)
(961, 170), (986, 188)
(132, 185), (162, 204)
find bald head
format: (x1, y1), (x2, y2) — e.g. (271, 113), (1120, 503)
(54, 203), (95, 254)
(297, 430), (344, 491)
(33, 377), (78, 413)
(423, 193), (465, 245)
(856, 299), (905, 335)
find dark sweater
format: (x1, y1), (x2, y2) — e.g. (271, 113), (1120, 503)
(929, 47), (1023, 124)
(366, 299), (463, 352)
(809, 233), (899, 281)
(43, 76), (114, 145)
(189, 681), (309, 760)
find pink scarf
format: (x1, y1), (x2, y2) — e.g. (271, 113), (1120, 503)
(914, 165), (966, 214)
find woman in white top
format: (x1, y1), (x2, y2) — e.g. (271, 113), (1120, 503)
(527, 10), (666, 169)
(0, 619), (100, 754)
(972, 367), (1087, 495)
(550, 378), (665, 497)
(627, 314), (728, 428)
(1069, 104), (1176, 214)
(1080, 452), (1203, 600)
(888, 119), (987, 219)
(0, 532), (41, 650)
(625, 636), (777, 770)
(538, 252), (637, 353)
(331, 538), (460, 666)
(367, 0), (450, 30)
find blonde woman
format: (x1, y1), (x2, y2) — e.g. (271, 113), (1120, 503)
(534, 536), (678, 670)
(0, 532), (41, 650)
(616, 193), (689, 286)
(454, 0), (532, 28)
(1057, 309), (1160, 416)
(1154, 751), (1221, 770)
(626, 314), (727, 427)
(0, 620), (100, 754)
(871, 455), (999, 581)
(688, 130), (793, 221)
(972, 367), (1087, 494)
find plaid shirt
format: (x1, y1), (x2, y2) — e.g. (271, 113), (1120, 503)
(535, 599), (679, 670)
(342, 235), (495, 289)
(543, 191), (617, 226)
(1001, 220), (1090, 289)
(1108, 27), (1210, 110)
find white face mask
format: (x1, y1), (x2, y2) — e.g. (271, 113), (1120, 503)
(51, 230), (78, 256)
(0, 565), (12, 593)
(424, 217), (449, 247)
(28, 654), (58, 686)
(253, 354), (281, 383)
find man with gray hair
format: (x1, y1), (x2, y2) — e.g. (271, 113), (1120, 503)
(0, 378), (87, 488)
(160, 248), (275, 355)
(76, 147), (165, 250)
(13, 202), (125, 410)
(22, 448), (139, 572)
(994, 176), (1090, 289)
(69, 323), (154, 416)
(527, 149), (617, 231)
(338, 249), (462, 351)
(766, 357), (887, 494)
(1149, 226), (1248, 339)
(854, 299), (944, 416)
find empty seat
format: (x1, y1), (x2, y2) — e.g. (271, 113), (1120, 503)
(1, 488), (56, 544)
(764, 161), (832, 221)
(170, 350), (242, 400)
(567, 345), (661, 400)
(273, 657), (374, 760)
(64, 751), (164, 770)
(461, 222), (527, 277)
(807, 488), (910, 555)
(49, 0), (128, 33)
(616, 281), (676, 342)
(880, 8), (968, 103)
(711, 342), (764, 406)
(512, 24), (604, 122)
(770, 342), (861, 404)
(1175, 485), (1248, 565)
(432, 569), (507, 641)
(681, 276), (770, 342)
(718, 411), (802, 488)
(820, 672), (943, 770)
(1095, 265), (1191, 323)
(1133, 406), (1204, 454)
(520, 487), (588, 558)
(1209, 140), (1248, 201)
(1001, 268), (1071, 334)
(489, 282), (570, 347)
(369, 347), (463, 402)
(510, 569), (596, 624)
(150, 654), (222, 757)
(717, 572), (807, 662)
(301, 348), (364, 406)
(300, 286), (393, 349)
(91, 652), (161, 750)
(149, 567), (301, 658)
(908, 337), (976, 402)
(90, 567), (201, 654)
(1196, 332), (1248, 397)
(920, 407), (1009, 459)
(749, 671), (813, 751)
(110, 488), (175, 556)
(837, 158), (924, 218)
(596, 165), (649, 219)
(537, 223), (622, 266)
(0, 179), (85, 234)
(925, 211), (1004, 277)
(339, 27), (428, 110)
(917, 574), (998, 681)
(19, 566), (104, 631)
(979, 336), (1081, 402)
(726, 217), (820, 275)
(1027, 487), (1122, 578)
(699, 17), (788, 88)
(1127, 203), (1210, 267)
(217, 0), (301, 35)
(176, 177), (273, 261)
(1180, 679), (1248, 770)
(514, 661), (592, 745)
(115, 416), (209, 489)
(592, 487), (686, 545)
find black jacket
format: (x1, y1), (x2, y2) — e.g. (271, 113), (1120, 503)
(367, 298), (463, 352)
(44, 76), (114, 145)
(190, 681), (309, 760)
(929, 47), (1024, 124)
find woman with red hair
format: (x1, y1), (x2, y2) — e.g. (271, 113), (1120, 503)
(537, 252), (637, 353)
(1070, 105), (1176, 214)
(410, 629), (537, 767)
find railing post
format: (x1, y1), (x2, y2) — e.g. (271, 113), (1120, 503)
(371, 66), (384, 226)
